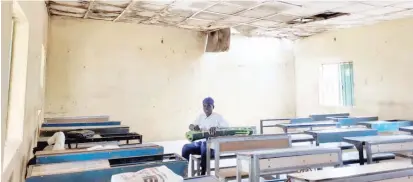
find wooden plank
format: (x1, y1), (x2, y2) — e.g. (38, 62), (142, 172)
(219, 138), (289, 152)
(288, 161), (413, 181)
(217, 167), (248, 178)
(259, 153), (339, 170)
(36, 143), (158, 155)
(45, 115), (110, 123)
(40, 125), (128, 132)
(31, 160), (110, 176)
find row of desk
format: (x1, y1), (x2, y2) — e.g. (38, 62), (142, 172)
(28, 115), (221, 182)
(29, 114), (413, 182)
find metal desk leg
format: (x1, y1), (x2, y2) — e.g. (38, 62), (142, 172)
(366, 144), (373, 164)
(206, 141), (211, 175)
(190, 156), (195, 177)
(196, 160), (201, 176)
(356, 143), (365, 165)
(283, 127), (288, 134)
(260, 120), (264, 134)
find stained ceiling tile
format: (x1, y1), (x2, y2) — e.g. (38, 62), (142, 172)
(192, 11), (227, 21)
(332, 2), (376, 13)
(389, 1), (413, 9)
(362, 6), (405, 16)
(226, 0), (264, 7)
(233, 24), (259, 33)
(160, 15), (187, 23)
(167, 7), (196, 17)
(220, 15), (256, 23)
(205, 2), (246, 15)
(360, 1), (398, 7)
(171, 1), (216, 11)
(265, 13), (298, 22)
(92, 3), (124, 12)
(96, 0), (129, 8)
(49, 9), (85, 17)
(184, 18), (214, 27)
(50, 4), (87, 14)
(138, 3), (167, 11)
(139, 0), (174, 6)
(249, 19), (280, 28)
(299, 1), (353, 11)
(236, 2), (296, 18)
(50, 1), (89, 9)
(280, 6), (322, 16)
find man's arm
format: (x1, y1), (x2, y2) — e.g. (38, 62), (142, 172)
(189, 115), (201, 131)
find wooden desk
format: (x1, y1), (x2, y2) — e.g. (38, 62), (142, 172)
(305, 128), (377, 146)
(288, 161), (413, 182)
(400, 126), (413, 134)
(275, 122), (337, 133)
(40, 125), (130, 137)
(237, 146), (342, 182)
(343, 135), (413, 165)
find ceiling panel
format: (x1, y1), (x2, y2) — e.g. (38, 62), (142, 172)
(48, 0), (413, 39)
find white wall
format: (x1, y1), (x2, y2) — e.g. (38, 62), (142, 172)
(45, 17), (296, 141)
(294, 18), (413, 119)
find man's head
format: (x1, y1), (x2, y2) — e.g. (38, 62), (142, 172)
(203, 97), (214, 117)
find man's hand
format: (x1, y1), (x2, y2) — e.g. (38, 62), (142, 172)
(209, 127), (217, 136)
(189, 124), (200, 131)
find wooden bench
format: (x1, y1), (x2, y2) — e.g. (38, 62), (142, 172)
(39, 125), (130, 137)
(44, 115), (110, 123)
(288, 161), (413, 182)
(309, 113), (350, 121)
(236, 146), (343, 182)
(205, 134), (292, 181)
(35, 143), (163, 164)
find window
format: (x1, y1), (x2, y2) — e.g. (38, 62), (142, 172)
(319, 62), (354, 106)
(3, 1), (29, 171)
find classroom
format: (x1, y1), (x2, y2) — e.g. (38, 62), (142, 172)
(1, 0), (413, 181)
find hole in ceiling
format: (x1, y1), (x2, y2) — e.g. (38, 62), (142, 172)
(287, 11), (349, 25)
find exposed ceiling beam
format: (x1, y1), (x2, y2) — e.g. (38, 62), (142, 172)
(83, 0), (95, 19)
(113, 0), (134, 22)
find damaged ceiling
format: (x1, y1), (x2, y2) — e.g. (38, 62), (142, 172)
(47, 0), (413, 39)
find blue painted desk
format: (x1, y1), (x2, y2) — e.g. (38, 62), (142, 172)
(40, 125), (130, 137)
(333, 116), (379, 127)
(359, 120), (413, 132)
(309, 113), (350, 121)
(26, 153), (188, 182)
(259, 118), (313, 134)
(35, 143), (163, 164)
(42, 121), (121, 127)
(37, 132), (142, 149)
(275, 122), (337, 133)
(305, 128), (378, 146)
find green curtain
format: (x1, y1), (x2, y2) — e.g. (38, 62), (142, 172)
(339, 63), (354, 106)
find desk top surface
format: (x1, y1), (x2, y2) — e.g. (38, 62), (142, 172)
(185, 176), (219, 182)
(30, 160), (110, 176)
(276, 122), (337, 127)
(40, 125), (129, 131)
(343, 135), (413, 144)
(237, 146), (340, 157)
(36, 143), (159, 156)
(400, 126), (413, 131)
(288, 161), (413, 181)
(305, 128), (376, 134)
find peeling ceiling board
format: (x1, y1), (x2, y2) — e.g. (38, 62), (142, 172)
(47, 0), (413, 40)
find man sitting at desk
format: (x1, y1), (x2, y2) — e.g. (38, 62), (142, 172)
(182, 97), (229, 175)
